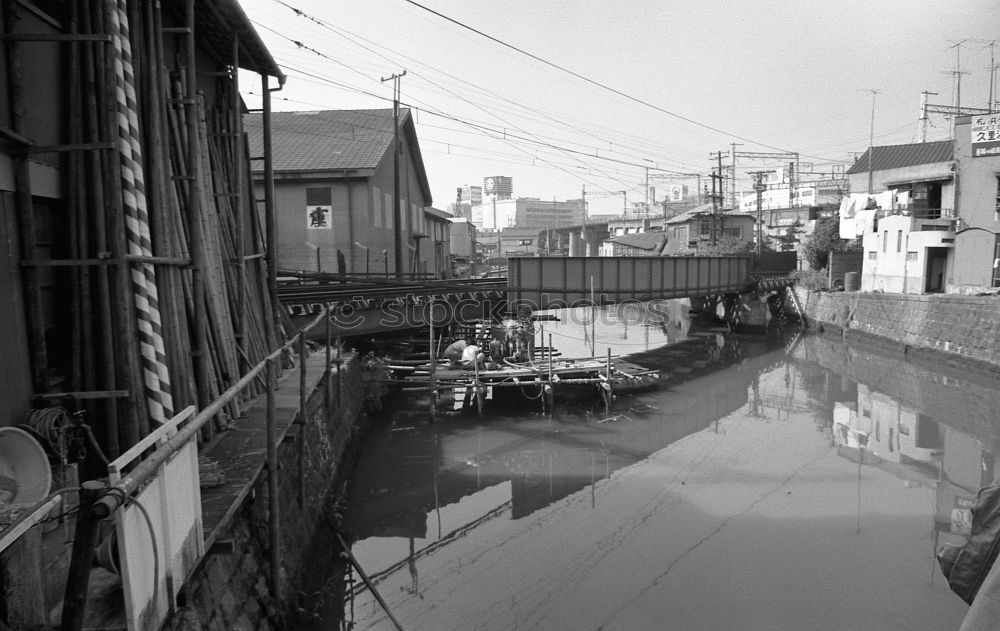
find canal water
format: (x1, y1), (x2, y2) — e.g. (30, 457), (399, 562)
(320, 303), (993, 630)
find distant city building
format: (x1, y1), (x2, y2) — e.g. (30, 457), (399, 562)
(738, 166), (845, 212)
(471, 197), (584, 230)
(448, 217), (477, 262)
(460, 184), (483, 206)
(483, 175), (513, 200)
(448, 184), (483, 219)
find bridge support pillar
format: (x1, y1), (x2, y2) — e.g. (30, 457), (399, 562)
(568, 232), (582, 256)
(738, 293), (771, 331)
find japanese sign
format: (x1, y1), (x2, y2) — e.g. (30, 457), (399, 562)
(306, 187), (332, 230)
(972, 115), (1000, 158)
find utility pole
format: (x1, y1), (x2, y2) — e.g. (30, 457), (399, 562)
(709, 152), (725, 246)
(750, 171), (770, 269)
(988, 41), (998, 112)
(918, 90), (938, 142)
(381, 70), (406, 276)
(493, 195), (500, 260)
(730, 142), (743, 210)
(865, 89), (882, 195)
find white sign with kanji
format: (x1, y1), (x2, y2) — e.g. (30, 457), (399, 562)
(972, 115), (1000, 158)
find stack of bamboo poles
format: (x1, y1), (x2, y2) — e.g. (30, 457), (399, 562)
(53, 0), (278, 457)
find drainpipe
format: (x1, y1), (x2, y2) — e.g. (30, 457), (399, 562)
(261, 69), (286, 601)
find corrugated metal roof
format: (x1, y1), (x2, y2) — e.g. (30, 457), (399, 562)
(606, 233), (666, 251)
(246, 109), (395, 172)
(246, 108), (433, 204)
(663, 203), (713, 225)
(424, 207), (453, 221)
(846, 141), (952, 175)
(162, 1), (283, 79)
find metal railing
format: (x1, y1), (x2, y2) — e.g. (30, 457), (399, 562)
(0, 304), (343, 624)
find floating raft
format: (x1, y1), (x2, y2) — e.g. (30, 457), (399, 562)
(388, 357), (659, 391)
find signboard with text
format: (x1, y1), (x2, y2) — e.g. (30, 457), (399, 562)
(972, 115), (1000, 158)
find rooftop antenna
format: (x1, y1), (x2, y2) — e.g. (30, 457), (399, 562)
(987, 41), (999, 111)
(945, 39), (970, 109)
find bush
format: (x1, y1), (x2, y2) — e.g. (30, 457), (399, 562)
(789, 269), (828, 291)
(801, 215), (860, 270)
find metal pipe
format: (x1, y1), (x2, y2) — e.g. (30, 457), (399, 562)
(298, 332), (306, 507)
(266, 355), (281, 599)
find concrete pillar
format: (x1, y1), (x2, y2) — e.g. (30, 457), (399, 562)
(738, 293), (771, 330)
(569, 232), (581, 256)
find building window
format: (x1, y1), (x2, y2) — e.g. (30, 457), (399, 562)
(896, 230), (903, 252)
(995, 176), (1000, 221)
(372, 187), (382, 227)
(993, 235), (1000, 287)
(385, 193), (393, 229)
(306, 187), (332, 230)
(699, 218), (711, 236)
(882, 230), (888, 252)
(868, 251), (877, 260)
(906, 251), (918, 261)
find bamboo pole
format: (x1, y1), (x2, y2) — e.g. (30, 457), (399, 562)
(325, 307), (332, 412)
(590, 275), (596, 357)
(68, 1), (86, 399)
(232, 35), (248, 373)
(103, 0), (146, 448)
(2, 0), (48, 392)
(428, 305), (436, 419)
(605, 347), (612, 416)
(185, 0), (209, 425)
(82, 0), (119, 456)
(473, 356), (483, 418)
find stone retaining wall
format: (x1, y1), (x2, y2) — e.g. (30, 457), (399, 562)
(792, 287), (1000, 378)
(165, 353), (371, 631)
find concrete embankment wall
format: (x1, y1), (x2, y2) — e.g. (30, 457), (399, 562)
(165, 355), (370, 631)
(792, 288), (1000, 378)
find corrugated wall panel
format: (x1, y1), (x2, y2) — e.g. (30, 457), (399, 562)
(508, 256), (750, 310)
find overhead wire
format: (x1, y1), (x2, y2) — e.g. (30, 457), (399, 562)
(250, 14), (696, 194)
(397, 0), (845, 163)
(252, 64), (663, 195)
(269, 0), (712, 171)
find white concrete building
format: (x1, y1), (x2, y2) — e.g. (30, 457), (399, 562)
(471, 197), (583, 230)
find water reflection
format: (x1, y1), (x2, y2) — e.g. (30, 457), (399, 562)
(793, 331), (1000, 547)
(321, 322), (986, 630)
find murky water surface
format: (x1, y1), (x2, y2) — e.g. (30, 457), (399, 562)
(330, 305), (995, 630)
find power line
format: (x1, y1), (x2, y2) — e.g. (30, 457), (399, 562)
(398, 0), (830, 159)
(261, 3), (715, 173)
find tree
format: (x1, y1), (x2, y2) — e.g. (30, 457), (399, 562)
(801, 215), (859, 270)
(698, 234), (774, 256)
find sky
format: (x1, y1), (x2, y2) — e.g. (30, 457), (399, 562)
(238, 0), (1000, 215)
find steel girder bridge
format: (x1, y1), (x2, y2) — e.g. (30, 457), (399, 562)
(279, 256), (795, 337)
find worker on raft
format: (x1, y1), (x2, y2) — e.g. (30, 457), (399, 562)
(442, 338), (467, 366)
(515, 305), (535, 363)
(443, 337), (484, 369)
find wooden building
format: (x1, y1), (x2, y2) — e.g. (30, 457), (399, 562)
(245, 108), (437, 277)
(0, 0), (284, 486)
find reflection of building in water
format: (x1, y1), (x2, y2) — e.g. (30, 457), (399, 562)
(832, 385), (943, 464)
(797, 332), (1000, 557)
